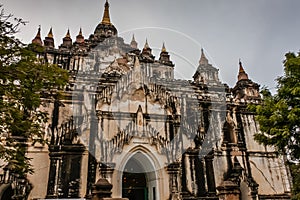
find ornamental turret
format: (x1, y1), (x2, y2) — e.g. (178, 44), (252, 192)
(199, 48), (209, 65)
(60, 29), (72, 48)
(94, 0), (117, 38)
(44, 28), (55, 48)
(76, 28), (84, 44)
(159, 42), (173, 66)
(143, 39), (150, 53)
(237, 59), (249, 81)
(193, 48), (220, 85)
(130, 34), (138, 49)
(232, 60), (260, 101)
(32, 26), (43, 46)
(140, 39), (155, 62)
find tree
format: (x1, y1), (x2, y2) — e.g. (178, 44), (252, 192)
(249, 52), (300, 198)
(251, 52), (300, 160)
(0, 5), (69, 177)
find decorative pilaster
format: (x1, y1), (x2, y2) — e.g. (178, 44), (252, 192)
(46, 152), (61, 198)
(194, 153), (206, 196)
(181, 153), (188, 196)
(86, 154), (97, 199)
(86, 111), (98, 198)
(205, 153), (217, 196)
(167, 162), (180, 200)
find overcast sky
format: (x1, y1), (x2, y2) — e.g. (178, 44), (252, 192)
(2, 0), (300, 92)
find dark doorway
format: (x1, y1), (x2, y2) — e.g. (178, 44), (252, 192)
(122, 155), (148, 200)
(122, 172), (147, 200)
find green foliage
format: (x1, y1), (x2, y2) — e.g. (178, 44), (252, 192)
(0, 5), (69, 177)
(250, 52), (300, 161)
(290, 163), (300, 200)
(249, 52), (300, 198)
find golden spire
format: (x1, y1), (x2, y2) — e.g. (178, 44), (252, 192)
(101, 0), (111, 25)
(65, 29), (71, 38)
(199, 48), (208, 65)
(238, 59), (249, 81)
(161, 42), (167, 52)
(47, 27), (53, 38)
(44, 27), (54, 48)
(159, 42), (172, 63)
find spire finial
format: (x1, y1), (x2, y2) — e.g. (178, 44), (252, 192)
(144, 38), (149, 49)
(79, 27), (83, 36)
(65, 29), (71, 38)
(239, 59), (245, 73)
(238, 59), (249, 81)
(239, 58), (245, 72)
(101, 0), (111, 25)
(37, 25), (41, 37)
(48, 27), (53, 38)
(162, 42), (167, 52)
(199, 48), (208, 65)
(130, 34), (138, 49)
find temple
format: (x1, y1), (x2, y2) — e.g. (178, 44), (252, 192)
(1, 1), (292, 200)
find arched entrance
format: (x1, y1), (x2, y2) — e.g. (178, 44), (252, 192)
(121, 152), (157, 200)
